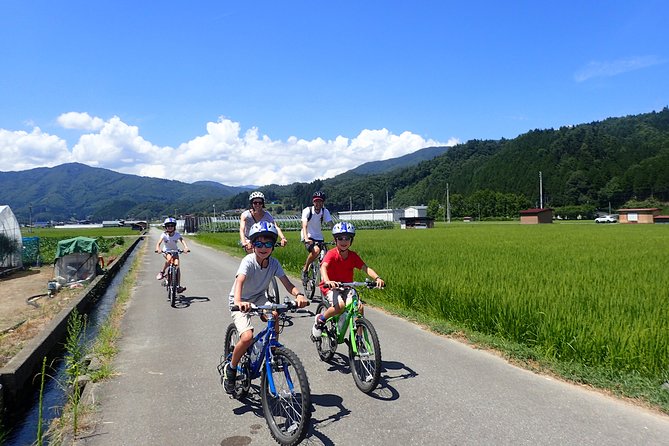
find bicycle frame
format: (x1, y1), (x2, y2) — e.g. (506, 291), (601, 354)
(328, 284), (372, 354)
(233, 305), (294, 395)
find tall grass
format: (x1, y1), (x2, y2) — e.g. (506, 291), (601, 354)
(192, 223), (669, 383)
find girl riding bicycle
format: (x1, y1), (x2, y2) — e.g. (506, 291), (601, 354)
(312, 222), (384, 338)
(224, 221), (309, 393)
(155, 217), (190, 293)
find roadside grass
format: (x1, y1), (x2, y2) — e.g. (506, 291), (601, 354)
(191, 223), (669, 414)
(46, 238), (144, 443)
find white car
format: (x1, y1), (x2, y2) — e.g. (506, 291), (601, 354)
(594, 215), (617, 223)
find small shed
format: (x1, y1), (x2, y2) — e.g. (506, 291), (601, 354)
(520, 208), (553, 224)
(617, 208), (661, 224)
(54, 236), (100, 283)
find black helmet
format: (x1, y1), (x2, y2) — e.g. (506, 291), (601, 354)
(312, 191), (325, 201)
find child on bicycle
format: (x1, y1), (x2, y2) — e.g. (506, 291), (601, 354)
(223, 221), (309, 394)
(239, 191), (288, 253)
(300, 191), (333, 284)
(155, 217), (190, 293)
(312, 221), (384, 339)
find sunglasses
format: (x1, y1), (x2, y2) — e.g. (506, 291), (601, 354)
(335, 235), (351, 241)
(165, 224), (176, 228)
(253, 241), (275, 248)
(252, 201), (264, 205)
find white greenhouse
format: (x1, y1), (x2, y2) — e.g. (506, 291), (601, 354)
(0, 205), (23, 270)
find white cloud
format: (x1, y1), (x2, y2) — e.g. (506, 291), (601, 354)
(57, 112), (105, 131)
(574, 55), (663, 82)
(0, 114), (457, 186)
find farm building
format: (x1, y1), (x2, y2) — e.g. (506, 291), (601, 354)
(520, 208), (553, 224)
(616, 208), (661, 224)
(399, 206), (434, 229)
(337, 208), (403, 222)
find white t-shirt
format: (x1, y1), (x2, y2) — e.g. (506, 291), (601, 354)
(159, 231), (182, 251)
(301, 206), (332, 241)
(228, 254), (285, 308)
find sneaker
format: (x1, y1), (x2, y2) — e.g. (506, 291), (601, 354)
(156, 272), (164, 280)
(177, 286), (186, 293)
(311, 314), (326, 338)
(223, 363), (237, 394)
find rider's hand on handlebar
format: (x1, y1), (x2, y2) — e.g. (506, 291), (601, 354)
(295, 293), (309, 308)
(374, 277), (385, 289)
(238, 301), (251, 313)
(324, 280), (340, 289)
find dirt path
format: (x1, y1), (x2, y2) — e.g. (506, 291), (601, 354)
(0, 267), (81, 367)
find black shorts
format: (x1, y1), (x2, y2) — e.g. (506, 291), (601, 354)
(304, 239), (324, 253)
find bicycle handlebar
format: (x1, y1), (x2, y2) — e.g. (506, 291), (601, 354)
(325, 279), (382, 289)
(230, 299), (307, 314)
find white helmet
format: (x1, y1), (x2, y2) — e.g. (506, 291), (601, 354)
(249, 191), (265, 203)
(332, 221), (356, 238)
(248, 221), (278, 242)
(163, 217), (177, 227)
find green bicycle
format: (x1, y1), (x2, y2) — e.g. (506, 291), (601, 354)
(312, 280), (382, 393)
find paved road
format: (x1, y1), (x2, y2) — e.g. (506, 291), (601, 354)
(80, 229), (669, 445)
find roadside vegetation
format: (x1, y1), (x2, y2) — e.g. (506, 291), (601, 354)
(193, 222), (669, 413)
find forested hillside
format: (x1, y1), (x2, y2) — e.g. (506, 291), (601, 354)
(251, 108), (669, 218)
(0, 163), (248, 222)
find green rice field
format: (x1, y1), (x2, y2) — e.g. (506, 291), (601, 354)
(195, 222), (669, 410)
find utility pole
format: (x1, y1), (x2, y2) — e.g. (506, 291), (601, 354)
(446, 183), (451, 223)
(371, 193), (374, 221)
(539, 171), (544, 209)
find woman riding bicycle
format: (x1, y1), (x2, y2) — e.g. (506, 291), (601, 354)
(155, 217), (190, 293)
(300, 191), (333, 284)
(239, 191), (288, 253)
(224, 221), (308, 394)
(312, 221), (384, 338)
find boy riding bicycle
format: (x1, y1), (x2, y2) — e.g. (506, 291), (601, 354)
(300, 191), (333, 285)
(223, 221), (309, 393)
(155, 217), (190, 293)
(312, 222), (384, 338)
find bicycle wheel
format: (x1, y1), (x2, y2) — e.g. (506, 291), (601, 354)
(261, 347), (311, 446)
(170, 268), (178, 307)
(223, 324), (251, 399)
(348, 318), (382, 394)
(314, 302), (337, 361)
(265, 276), (280, 304)
(304, 264), (316, 300)
(166, 267), (174, 302)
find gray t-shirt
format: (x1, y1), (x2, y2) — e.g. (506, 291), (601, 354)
(228, 254), (285, 308)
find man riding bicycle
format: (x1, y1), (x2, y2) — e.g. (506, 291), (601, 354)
(155, 217), (190, 293)
(300, 191), (333, 285)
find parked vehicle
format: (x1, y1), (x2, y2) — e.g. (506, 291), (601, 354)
(595, 215), (617, 223)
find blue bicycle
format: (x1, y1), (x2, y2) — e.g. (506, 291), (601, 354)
(218, 300), (311, 445)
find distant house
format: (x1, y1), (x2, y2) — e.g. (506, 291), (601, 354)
(617, 208), (661, 224)
(337, 209), (403, 222)
(520, 208), (553, 224)
(399, 206), (434, 229)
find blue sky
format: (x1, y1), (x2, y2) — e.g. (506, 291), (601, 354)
(1, 1), (667, 186)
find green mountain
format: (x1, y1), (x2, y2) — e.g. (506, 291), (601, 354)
(0, 163), (249, 223)
(349, 146), (449, 175)
(259, 108), (669, 216)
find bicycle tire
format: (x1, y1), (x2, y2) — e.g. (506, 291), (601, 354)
(261, 346), (311, 446)
(348, 317), (382, 394)
(314, 302), (336, 361)
(304, 264), (316, 301)
(265, 276), (280, 304)
(223, 323), (250, 399)
(170, 267), (178, 307)
(166, 267), (173, 303)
